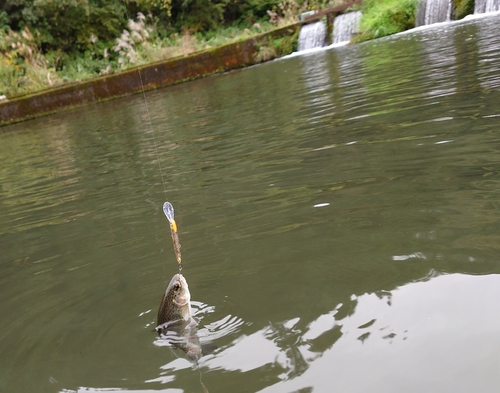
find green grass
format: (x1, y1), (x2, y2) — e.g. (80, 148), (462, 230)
(353, 0), (419, 43)
(454, 0), (474, 19)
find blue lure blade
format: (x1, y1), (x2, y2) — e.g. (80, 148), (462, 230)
(163, 202), (175, 222)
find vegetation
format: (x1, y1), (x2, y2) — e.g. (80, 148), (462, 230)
(353, 0), (476, 44)
(454, 0), (475, 19)
(352, 0), (419, 43)
(0, 0), (316, 98)
(254, 31), (299, 62)
(0, 0), (478, 99)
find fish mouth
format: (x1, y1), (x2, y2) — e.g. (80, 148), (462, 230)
(176, 274), (188, 289)
(172, 274), (190, 305)
(167, 274), (187, 293)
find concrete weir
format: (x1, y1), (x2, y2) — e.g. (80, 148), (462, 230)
(0, 0), (365, 126)
(0, 25), (299, 126)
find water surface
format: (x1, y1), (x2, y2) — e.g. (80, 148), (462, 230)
(2, 13), (500, 393)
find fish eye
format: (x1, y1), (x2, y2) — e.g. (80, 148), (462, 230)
(173, 283), (181, 291)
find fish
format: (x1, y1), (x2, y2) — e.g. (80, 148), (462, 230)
(156, 273), (203, 362)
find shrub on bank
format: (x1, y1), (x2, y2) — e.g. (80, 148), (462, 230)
(353, 0), (419, 43)
(454, 0), (475, 19)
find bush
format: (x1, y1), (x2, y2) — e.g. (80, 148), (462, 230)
(2, 0), (134, 56)
(454, 0), (474, 19)
(353, 0), (419, 42)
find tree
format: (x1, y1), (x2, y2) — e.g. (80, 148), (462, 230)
(0, 0), (130, 53)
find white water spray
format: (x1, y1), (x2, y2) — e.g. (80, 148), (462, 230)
(474, 0), (500, 13)
(333, 11), (362, 44)
(416, 0), (453, 26)
(297, 21), (327, 51)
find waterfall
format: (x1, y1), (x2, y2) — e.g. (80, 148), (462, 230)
(333, 11), (362, 44)
(416, 0), (452, 26)
(297, 21), (327, 51)
(474, 0), (500, 13)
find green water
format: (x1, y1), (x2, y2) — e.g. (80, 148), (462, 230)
(2, 14), (500, 393)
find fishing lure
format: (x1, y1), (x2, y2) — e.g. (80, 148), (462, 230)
(163, 202), (182, 270)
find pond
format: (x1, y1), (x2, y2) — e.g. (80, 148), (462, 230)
(2, 12), (500, 393)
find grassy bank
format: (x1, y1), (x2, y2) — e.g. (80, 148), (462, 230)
(0, 0), (317, 99)
(352, 0), (419, 42)
(0, 0), (476, 101)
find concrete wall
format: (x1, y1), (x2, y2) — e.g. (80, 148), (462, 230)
(0, 25), (299, 126)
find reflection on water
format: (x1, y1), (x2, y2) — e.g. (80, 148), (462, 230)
(2, 12), (500, 393)
(257, 273), (500, 393)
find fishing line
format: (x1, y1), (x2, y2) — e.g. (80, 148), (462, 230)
(138, 77), (199, 385)
(133, 20), (207, 393)
(133, 17), (203, 392)
(138, 70), (183, 273)
(198, 367), (210, 393)
(120, 2), (177, 271)
(138, 69), (168, 199)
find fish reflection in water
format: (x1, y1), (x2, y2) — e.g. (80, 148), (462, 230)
(156, 319), (205, 362)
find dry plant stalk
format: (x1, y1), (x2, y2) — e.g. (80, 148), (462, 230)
(180, 29), (197, 56)
(3, 26), (61, 92)
(113, 12), (155, 67)
(267, 0), (310, 27)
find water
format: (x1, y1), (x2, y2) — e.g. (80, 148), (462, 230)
(2, 13), (500, 393)
(475, 0), (500, 13)
(297, 21), (326, 51)
(416, 0), (453, 26)
(333, 11), (362, 44)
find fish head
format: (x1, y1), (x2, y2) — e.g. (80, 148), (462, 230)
(169, 273), (191, 308)
(157, 273), (192, 325)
